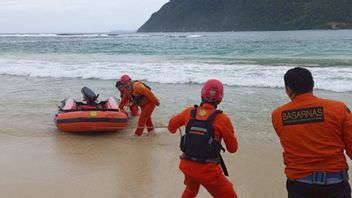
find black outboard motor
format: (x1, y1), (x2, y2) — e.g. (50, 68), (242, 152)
(81, 86), (99, 105)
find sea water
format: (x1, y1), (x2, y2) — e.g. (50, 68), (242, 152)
(0, 30), (351, 92)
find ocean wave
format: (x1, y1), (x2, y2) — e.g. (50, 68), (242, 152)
(187, 34), (205, 38)
(0, 59), (351, 92)
(57, 33), (109, 37)
(0, 34), (58, 37)
(164, 34), (206, 38)
(116, 34), (151, 38)
(0, 33), (111, 38)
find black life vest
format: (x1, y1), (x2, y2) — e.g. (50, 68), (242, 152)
(131, 81), (151, 105)
(180, 105), (225, 163)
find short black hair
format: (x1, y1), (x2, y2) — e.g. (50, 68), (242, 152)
(284, 67), (314, 94)
(115, 80), (121, 88)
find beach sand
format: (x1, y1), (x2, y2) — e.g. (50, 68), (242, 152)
(0, 75), (351, 198)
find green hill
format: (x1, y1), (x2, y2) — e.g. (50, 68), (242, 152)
(138, 0), (352, 32)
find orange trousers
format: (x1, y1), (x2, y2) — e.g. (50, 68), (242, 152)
(134, 102), (155, 136)
(130, 104), (139, 116)
(180, 160), (237, 198)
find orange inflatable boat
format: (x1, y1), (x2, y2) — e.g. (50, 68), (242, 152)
(55, 87), (128, 132)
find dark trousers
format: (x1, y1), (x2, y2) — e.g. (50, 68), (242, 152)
(287, 179), (351, 198)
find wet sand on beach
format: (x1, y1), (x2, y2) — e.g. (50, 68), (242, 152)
(0, 130), (285, 198)
(0, 75), (351, 198)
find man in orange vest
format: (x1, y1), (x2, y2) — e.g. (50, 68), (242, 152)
(272, 67), (352, 198)
(168, 79), (238, 198)
(120, 74), (160, 136)
(115, 80), (139, 116)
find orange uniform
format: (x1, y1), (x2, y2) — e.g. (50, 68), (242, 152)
(272, 93), (352, 179)
(118, 88), (139, 116)
(168, 103), (238, 198)
(132, 81), (159, 136)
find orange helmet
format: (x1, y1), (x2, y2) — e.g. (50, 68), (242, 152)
(120, 74), (131, 84)
(201, 79), (224, 104)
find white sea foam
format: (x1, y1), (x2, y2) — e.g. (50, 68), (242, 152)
(0, 33), (111, 38)
(187, 35), (205, 38)
(0, 58), (351, 92)
(57, 34), (109, 38)
(117, 34), (151, 38)
(0, 34), (58, 37)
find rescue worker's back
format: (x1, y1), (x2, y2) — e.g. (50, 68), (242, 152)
(272, 67), (352, 198)
(168, 79), (238, 198)
(169, 103), (238, 153)
(272, 93), (352, 179)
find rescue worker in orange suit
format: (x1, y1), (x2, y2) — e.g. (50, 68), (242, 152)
(120, 74), (160, 136)
(272, 67), (352, 198)
(168, 79), (238, 198)
(115, 80), (139, 116)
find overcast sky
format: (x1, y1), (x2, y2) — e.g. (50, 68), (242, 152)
(0, 0), (169, 33)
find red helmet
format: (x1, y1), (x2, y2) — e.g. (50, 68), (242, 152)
(201, 79), (224, 104)
(120, 74), (131, 84)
